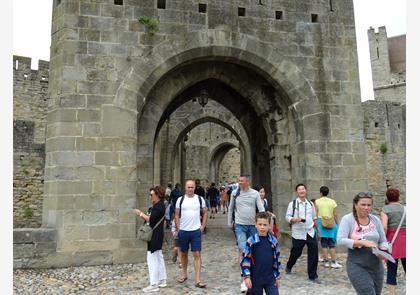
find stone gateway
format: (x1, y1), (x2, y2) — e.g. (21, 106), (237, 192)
(13, 1), (405, 268)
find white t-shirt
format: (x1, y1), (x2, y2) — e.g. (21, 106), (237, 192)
(175, 194), (206, 231)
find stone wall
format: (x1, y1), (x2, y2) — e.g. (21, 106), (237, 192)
(13, 228), (57, 269)
(13, 56), (49, 228)
(184, 123), (240, 185)
(16, 0), (370, 267)
(362, 100), (406, 213)
(218, 147), (241, 184)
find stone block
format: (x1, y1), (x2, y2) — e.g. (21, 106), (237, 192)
(62, 40), (87, 55)
(56, 195), (75, 210)
(80, 3), (100, 16)
(95, 151), (119, 165)
(62, 67), (87, 81)
(46, 252), (73, 268)
(320, 154), (343, 166)
(82, 123), (101, 137)
(72, 250), (113, 266)
(13, 229), (34, 244)
(119, 238), (142, 248)
(47, 109), (78, 123)
(46, 122), (83, 137)
(46, 137), (76, 152)
(117, 224), (136, 239)
(46, 180), (92, 195)
(34, 242), (57, 256)
(86, 95), (114, 108)
(59, 94), (86, 108)
(51, 151), (95, 166)
(74, 195), (104, 210)
(107, 166), (136, 181)
(33, 229), (56, 243)
(326, 142), (352, 153)
(79, 29), (101, 41)
(100, 31), (119, 43)
(113, 248), (146, 264)
(101, 4), (125, 18)
(13, 244), (35, 259)
(63, 225), (90, 240)
(342, 154), (366, 166)
(75, 137), (97, 151)
(102, 105), (137, 138)
(88, 225), (110, 240)
(77, 166), (105, 180)
(77, 109), (101, 122)
(63, 210), (84, 225)
(78, 81), (118, 95)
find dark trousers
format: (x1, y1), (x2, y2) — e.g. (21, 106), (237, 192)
(286, 233), (318, 279)
(246, 278), (279, 295)
(386, 258), (406, 285)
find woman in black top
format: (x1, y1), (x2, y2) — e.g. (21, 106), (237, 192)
(133, 186), (167, 293)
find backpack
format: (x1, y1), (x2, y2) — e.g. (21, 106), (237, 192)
(315, 199), (335, 229)
(231, 188), (241, 225)
(178, 195), (204, 219)
(289, 199), (314, 227)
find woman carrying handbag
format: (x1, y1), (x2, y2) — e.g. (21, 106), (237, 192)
(380, 188), (406, 295)
(133, 186), (167, 293)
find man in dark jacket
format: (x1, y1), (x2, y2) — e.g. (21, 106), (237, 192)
(169, 183), (183, 220)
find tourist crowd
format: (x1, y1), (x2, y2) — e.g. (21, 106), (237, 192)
(133, 177), (406, 295)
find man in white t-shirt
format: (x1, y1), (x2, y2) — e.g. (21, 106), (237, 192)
(174, 179), (208, 288)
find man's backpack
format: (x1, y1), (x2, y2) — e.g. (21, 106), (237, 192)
(178, 195), (204, 219)
(231, 188), (241, 225)
(289, 199), (314, 228)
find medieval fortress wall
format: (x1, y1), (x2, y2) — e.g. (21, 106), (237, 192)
(12, 0), (405, 268)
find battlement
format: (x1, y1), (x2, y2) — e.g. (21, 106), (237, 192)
(13, 55), (49, 82)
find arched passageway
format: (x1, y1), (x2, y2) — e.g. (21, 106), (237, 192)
(136, 55), (301, 225)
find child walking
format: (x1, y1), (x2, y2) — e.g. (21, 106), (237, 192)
(240, 212), (281, 295)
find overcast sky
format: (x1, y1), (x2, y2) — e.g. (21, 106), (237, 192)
(12, 0), (406, 101)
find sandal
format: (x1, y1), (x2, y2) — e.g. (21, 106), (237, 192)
(177, 277), (187, 283)
(195, 281), (206, 288)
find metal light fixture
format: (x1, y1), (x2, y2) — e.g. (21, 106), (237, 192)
(197, 89), (209, 108)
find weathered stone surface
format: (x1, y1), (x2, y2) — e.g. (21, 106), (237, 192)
(13, 1), (405, 269)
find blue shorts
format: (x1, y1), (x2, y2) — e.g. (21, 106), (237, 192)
(178, 229), (202, 252)
(235, 224), (257, 252)
(320, 237), (336, 248)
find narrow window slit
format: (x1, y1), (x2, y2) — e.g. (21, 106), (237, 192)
(275, 11), (283, 20)
(157, 0), (166, 9)
(198, 3), (207, 13)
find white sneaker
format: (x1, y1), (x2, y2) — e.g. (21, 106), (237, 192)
(142, 285), (159, 293)
(330, 261), (343, 268)
(323, 260), (330, 267)
(158, 279), (167, 287)
(240, 281), (248, 293)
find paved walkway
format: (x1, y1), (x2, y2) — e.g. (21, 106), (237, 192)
(14, 211), (406, 294)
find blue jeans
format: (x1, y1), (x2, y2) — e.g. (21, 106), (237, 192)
(235, 224), (257, 252)
(251, 279), (279, 295)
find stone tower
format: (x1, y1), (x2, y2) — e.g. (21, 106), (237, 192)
(368, 26), (406, 103)
(38, 0), (368, 266)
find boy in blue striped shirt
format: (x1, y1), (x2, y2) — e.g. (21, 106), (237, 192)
(240, 212), (281, 295)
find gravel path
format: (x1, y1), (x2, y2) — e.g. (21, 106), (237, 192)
(14, 213), (406, 294)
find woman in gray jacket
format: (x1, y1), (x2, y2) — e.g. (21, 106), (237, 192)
(337, 192), (389, 295)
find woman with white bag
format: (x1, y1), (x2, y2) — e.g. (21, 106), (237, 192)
(380, 187), (406, 295)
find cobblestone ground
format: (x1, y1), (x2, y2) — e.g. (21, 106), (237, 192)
(14, 212), (406, 294)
